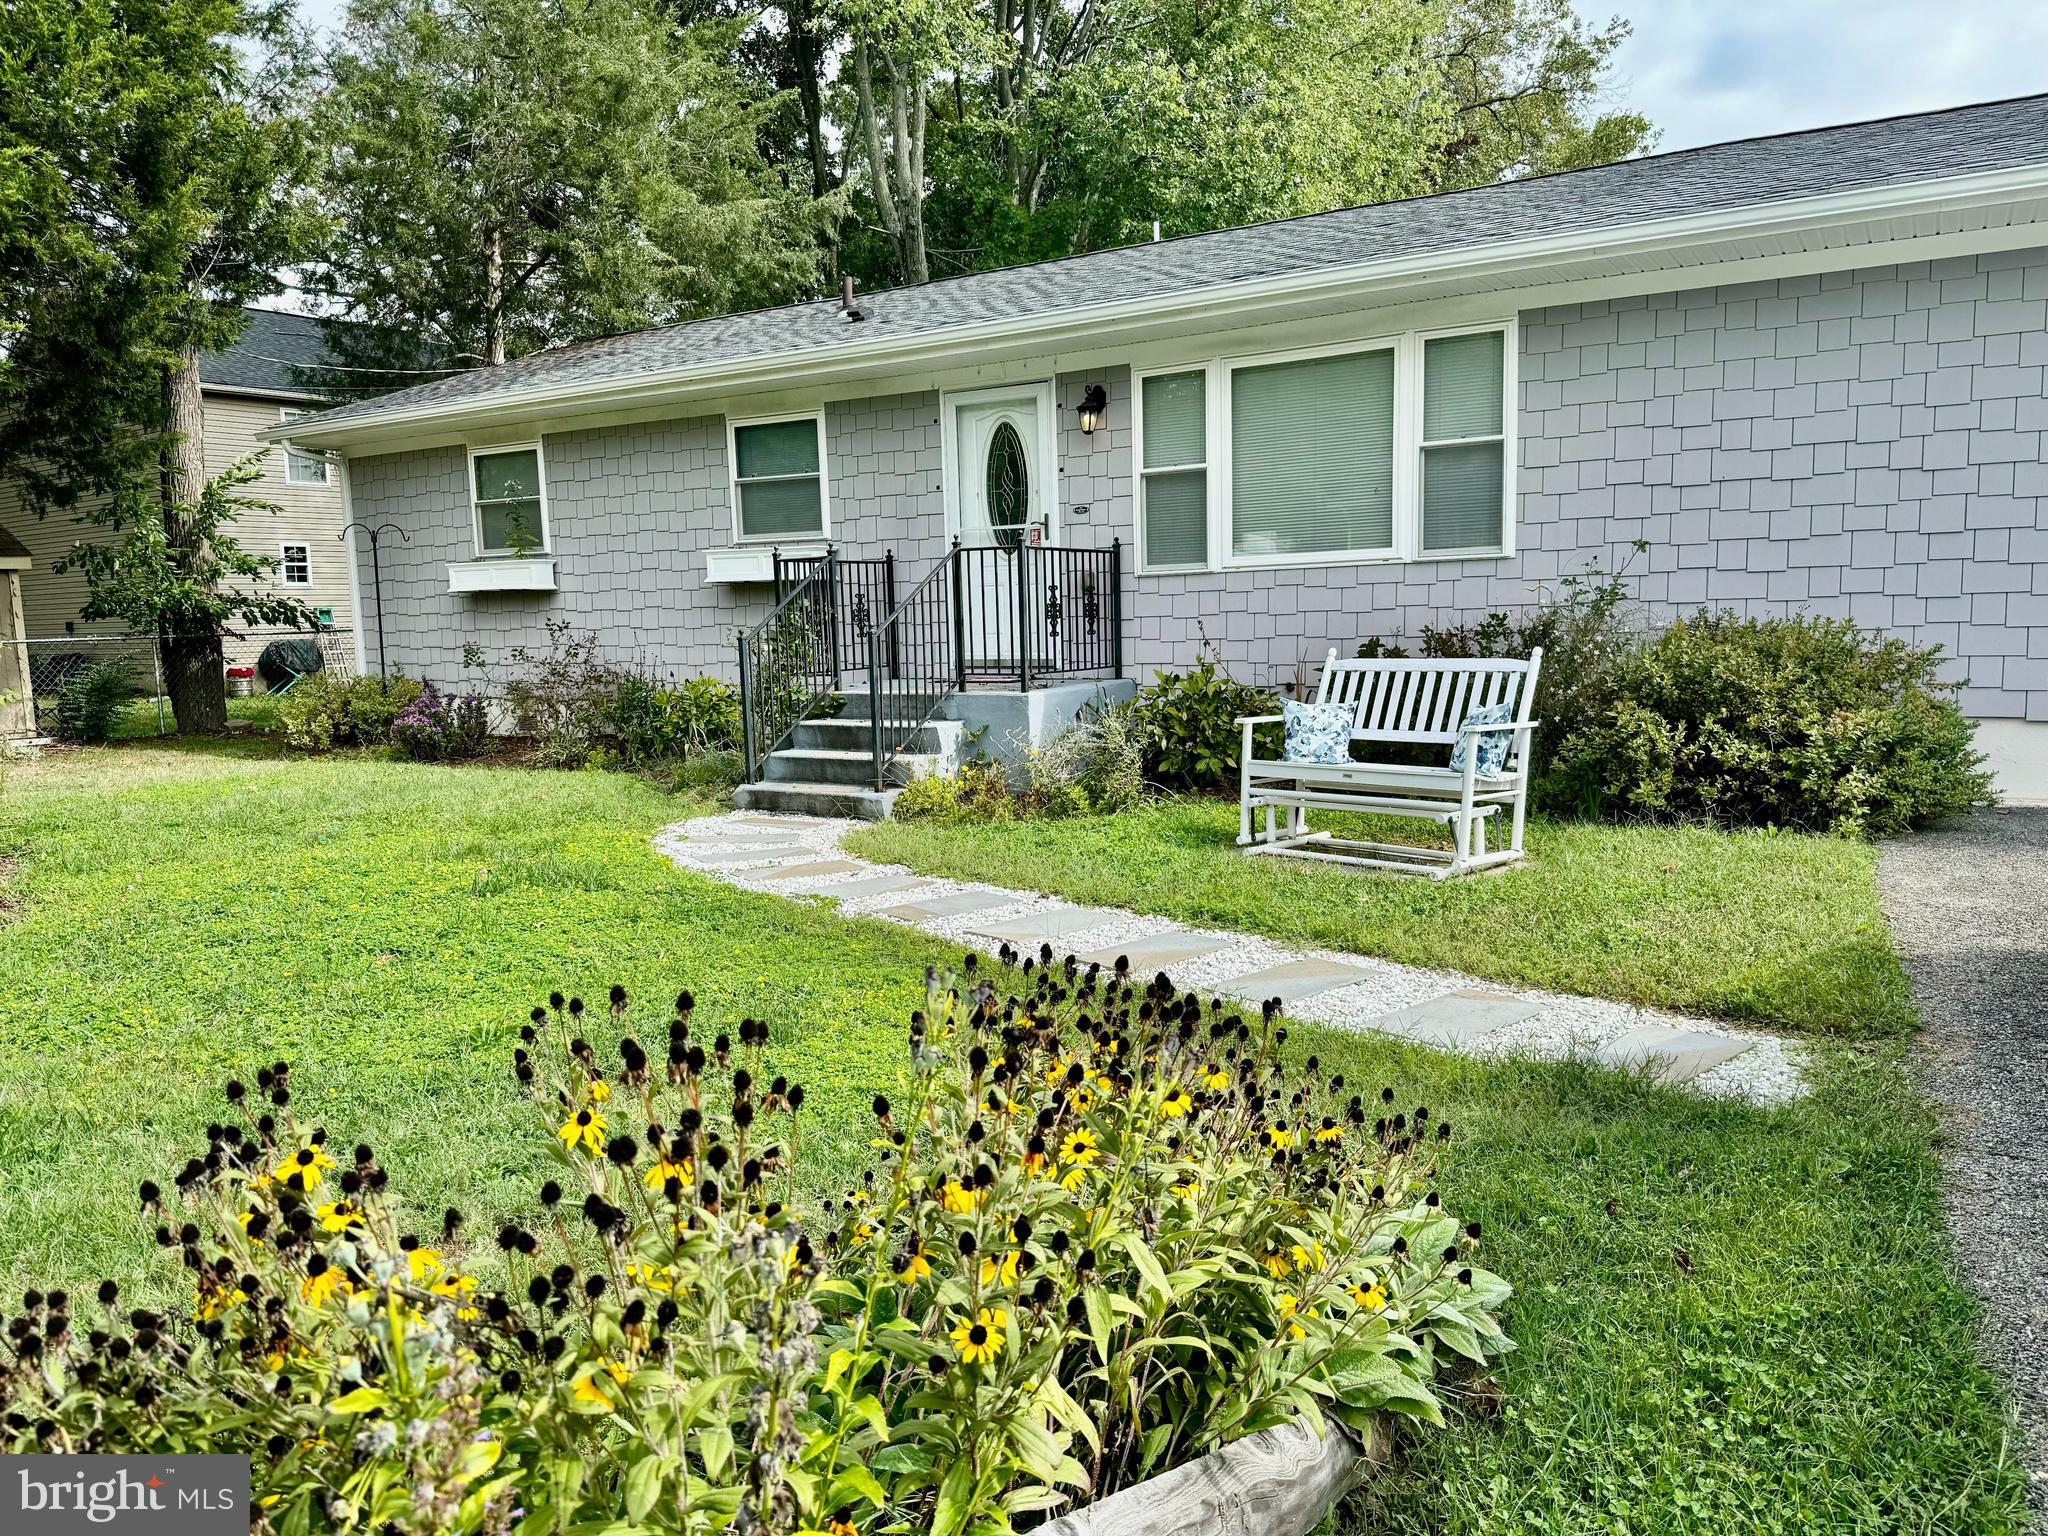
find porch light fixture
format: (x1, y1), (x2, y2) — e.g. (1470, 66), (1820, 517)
(1077, 384), (1108, 435)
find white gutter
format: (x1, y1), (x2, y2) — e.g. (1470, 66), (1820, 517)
(267, 162), (2048, 451)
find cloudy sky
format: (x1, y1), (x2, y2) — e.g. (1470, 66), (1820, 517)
(1614, 1), (2048, 150)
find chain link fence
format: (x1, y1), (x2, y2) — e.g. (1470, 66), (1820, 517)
(20, 628), (358, 736)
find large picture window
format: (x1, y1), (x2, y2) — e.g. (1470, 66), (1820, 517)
(470, 445), (548, 556)
(731, 415), (827, 540)
(1135, 323), (1513, 573)
(1230, 349), (1395, 559)
(1138, 370), (1208, 569)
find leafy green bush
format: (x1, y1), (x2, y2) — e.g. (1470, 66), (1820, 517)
(500, 622), (621, 767)
(894, 768), (965, 821)
(0, 967), (1507, 1533)
(1132, 649), (1278, 791)
(1357, 545), (1646, 783)
(279, 673), (422, 753)
(1031, 699), (1148, 814)
(1553, 612), (1994, 835)
(52, 660), (135, 744)
(606, 673), (741, 765)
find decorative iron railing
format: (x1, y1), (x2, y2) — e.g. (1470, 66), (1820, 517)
(736, 557), (840, 780)
(773, 550), (898, 682)
(737, 539), (1126, 789)
(863, 556), (961, 790)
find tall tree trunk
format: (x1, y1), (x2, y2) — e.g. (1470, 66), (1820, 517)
(781, 0), (831, 202)
(485, 228), (507, 366)
(159, 349), (227, 734)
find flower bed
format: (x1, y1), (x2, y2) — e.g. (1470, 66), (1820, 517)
(0, 954), (1508, 1534)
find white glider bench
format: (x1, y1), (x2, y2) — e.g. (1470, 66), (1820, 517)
(1236, 648), (1543, 879)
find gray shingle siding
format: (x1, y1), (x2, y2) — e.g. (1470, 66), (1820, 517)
(352, 247), (2048, 724)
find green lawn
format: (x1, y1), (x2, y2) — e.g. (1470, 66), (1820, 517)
(0, 747), (2022, 1533)
(846, 800), (1915, 1037)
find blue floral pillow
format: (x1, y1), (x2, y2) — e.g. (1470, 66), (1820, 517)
(1449, 702), (1516, 778)
(1282, 701), (1353, 764)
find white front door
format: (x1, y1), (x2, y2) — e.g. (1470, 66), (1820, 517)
(947, 384), (1057, 669)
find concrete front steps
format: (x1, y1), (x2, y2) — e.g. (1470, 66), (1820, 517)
(732, 712), (963, 820)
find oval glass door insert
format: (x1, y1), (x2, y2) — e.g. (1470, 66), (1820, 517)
(985, 420), (1029, 549)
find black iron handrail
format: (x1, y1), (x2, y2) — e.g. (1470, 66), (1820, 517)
(773, 549), (898, 682)
(863, 554), (960, 791)
(737, 555), (839, 781)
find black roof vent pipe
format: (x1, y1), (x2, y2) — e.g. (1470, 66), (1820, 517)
(841, 275), (864, 323)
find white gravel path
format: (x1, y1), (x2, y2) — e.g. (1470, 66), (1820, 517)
(655, 812), (1809, 1107)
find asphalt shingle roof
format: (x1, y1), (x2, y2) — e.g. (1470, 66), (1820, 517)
(303, 91), (2048, 435)
(199, 308), (350, 398)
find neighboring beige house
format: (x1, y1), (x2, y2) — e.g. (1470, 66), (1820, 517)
(2, 308), (358, 673)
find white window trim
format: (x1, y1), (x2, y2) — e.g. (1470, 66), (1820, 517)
(467, 441), (552, 558)
(1133, 319), (1517, 575)
(1132, 364), (1215, 574)
(280, 540), (313, 588)
(279, 409), (333, 487)
(726, 410), (831, 545)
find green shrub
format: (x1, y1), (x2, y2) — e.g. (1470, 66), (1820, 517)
(1133, 649), (1278, 791)
(1553, 612), (1994, 836)
(1357, 544), (1646, 782)
(606, 672), (741, 765)
(51, 660), (135, 744)
(894, 768), (964, 821)
(279, 674), (423, 753)
(501, 622), (621, 767)
(0, 969), (1508, 1533)
(1031, 699), (1148, 814)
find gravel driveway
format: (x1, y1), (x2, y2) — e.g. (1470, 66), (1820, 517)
(1879, 806), (2048, 1526)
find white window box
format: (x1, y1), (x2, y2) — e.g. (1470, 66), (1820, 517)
(448, 557), (557, 594)
(704, 544), (825, 585)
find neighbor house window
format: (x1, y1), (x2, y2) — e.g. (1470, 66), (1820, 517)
(470, 444), (548, 556)
(1139, 370), (1208, 569)
(1229, 348), (1395, 560)
(280, 409), (332, 486)
(280, 542), (312, 587)
(731, 415), (827, 540)
(1420, 330), (1508, 554)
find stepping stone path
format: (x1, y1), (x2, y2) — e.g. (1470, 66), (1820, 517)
(653, 813), (1808, 1105)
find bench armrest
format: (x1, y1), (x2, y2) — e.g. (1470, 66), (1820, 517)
(1454, 717), (1540, 738)
(1236, 714), (1286, 727)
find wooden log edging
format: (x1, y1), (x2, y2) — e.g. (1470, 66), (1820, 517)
(1035, 1416), (1393, 1536)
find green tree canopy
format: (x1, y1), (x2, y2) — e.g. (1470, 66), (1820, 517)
(0, 0), (322, 731)
(309, 0), (837, 376)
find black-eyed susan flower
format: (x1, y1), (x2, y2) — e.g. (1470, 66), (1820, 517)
(949, 1307), (1007, 1366)
(316, 1199), (361, 1234)
(940, 1180), (982, 1215)
(584, 1078), (612, 1104)
(979, 1249), (1021, 1288)
(1060, 1128), (1098, 1168)
(1275, 1292), (1316, 1341)
(642, 1154), (691, 1193)
(1201, 1063), (1230, 1091)
(1349, 1281), (1388, 1312)
(301, 1266), (351, 1308)
(1315, 1118), (1342, 1144)
(1160, 1086), (1194, 1118)
(273, 1144), (335, 1193)
(895, 1244), (934, 1285)
(557, 1107), (606, 1156)
(1261, 1250), (1292, 1280)
(1021, 1135), (1049, 1176)
(1290, 1240), (1326, 1272)
(1261, 1125), (1294, 1152)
